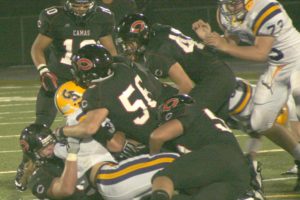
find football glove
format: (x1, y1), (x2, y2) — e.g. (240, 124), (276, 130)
(15, 159), (37, 192)
(38, 65), (58, 92)
(113, 140), (148, 161)
(53, 127), (67, 143)
(66, 137), (81, 154)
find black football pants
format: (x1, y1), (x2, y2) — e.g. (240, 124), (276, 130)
(154, 144), (251, 200)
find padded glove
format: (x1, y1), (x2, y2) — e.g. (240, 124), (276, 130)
(38, 65), (58, 92)
(66, 137), (81, 154)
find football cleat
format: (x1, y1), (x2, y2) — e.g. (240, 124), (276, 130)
(282, 164), (297, 175)
(237, 189), (265, 200)
(293, 160), (300, 191)
(54, 81), (86, 117)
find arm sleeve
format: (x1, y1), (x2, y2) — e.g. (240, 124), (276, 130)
(37, 9), (53, 37)
(146, 43), (178, 78)
(81, 87), (104, 113)
(28, 169), (54, 199)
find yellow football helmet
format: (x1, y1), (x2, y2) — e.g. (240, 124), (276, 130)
(276, 105), (289, 126)
(54, 81), (85, 117)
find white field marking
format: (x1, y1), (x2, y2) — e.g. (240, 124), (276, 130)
(0, 97), (36, 102)
(0, 110), (34, 115)
(0, 85), (39, 89)
(0, 170), (16, 174)
(263, 176), (297, 182)
(0, 103), (34, 107)
(0, 150), (21, 153)
(235, 134), (248, 137)
(0, 118), (64, 125)
(266, 194), (300, 199)
(0, 135), (19, 138)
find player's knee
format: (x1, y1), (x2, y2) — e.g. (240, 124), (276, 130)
(250, 114), (274, 133)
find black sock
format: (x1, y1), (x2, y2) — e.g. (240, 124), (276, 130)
(150, 190), (170, 200)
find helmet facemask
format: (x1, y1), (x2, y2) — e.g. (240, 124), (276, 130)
(65, 0), (95, 16)
(116, 13), (150, 61)
(19, 124), (56, 162)
(219, 0), (253, 26)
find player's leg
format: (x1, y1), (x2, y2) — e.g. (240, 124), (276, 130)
(150, 144), (251, 200)
(34, 87), (57, 127)
(290, 68), (300, 190)
(94, 153), (179, 200)
(251, 67), (300, 191)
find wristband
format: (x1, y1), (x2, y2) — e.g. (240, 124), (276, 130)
(37, 64), (49, 75)
(66, 153), (78, 161)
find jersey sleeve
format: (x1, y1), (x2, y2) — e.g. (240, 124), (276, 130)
(81, 86), (104, 112)
(37, 9), (53, 37)
(251, 2), (284, 36)
(146, 43), (178, 78)
(28, 169), (54, 199)
(176, 107), (198, 132)
(97, 6), (115, 37)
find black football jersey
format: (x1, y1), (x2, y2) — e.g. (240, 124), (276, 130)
(145, 24), (232, 83)
(28, 157), (64, 199)
(37, 6), (114, 79)
(28, 156), (94, 200)
(164, 106), (241, 154)
(81, 63), (168, 143)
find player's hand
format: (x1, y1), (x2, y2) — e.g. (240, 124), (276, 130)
(66, 137), (81, 154)
(117, 140), (147, 160)
(38, 65), (58, 92)
(192, 19), (212, 40)
(53, 127), (67, 143)
(205, 32), (228, 51)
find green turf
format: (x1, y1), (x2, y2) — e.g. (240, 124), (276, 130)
(1, 78), (300, 200)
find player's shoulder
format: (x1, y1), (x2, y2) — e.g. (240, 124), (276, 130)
(249, 0), (284, 34)
(39, 6), (65, 21)
(92, 6), (114, 21)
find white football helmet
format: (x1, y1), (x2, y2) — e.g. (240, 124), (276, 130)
(219, 0), (254, 24)
(54, 81), (86, 117)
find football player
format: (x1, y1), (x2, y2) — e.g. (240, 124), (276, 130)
(18, 81), (180, 200)
(54, 44), (177, 145)
(18, 123), (97, 200)
(115, 13), (236, 121)
(146, 94), (263, 200)
(31, 0), (117, 127)
(193, 0), (300, 190)
(229, 77), (300, 175)
(19, 123), (179, 200)
(52, 80), (180, 200)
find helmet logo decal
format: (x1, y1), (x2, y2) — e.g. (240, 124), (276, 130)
(81, 100), (88, 108)
(20, 139), (29, 152)
(163, 98), (179, 112)
(62, 89), (81, 102)
(77, 58), (93, 71)
(130, 20), (146, 33)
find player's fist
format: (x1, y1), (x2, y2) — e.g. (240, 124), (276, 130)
(192, 19), (212, 40)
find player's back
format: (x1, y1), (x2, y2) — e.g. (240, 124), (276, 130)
(145, 24), (232, 83)
(82, 63), (159, 144)
(166, 107), (241, 154)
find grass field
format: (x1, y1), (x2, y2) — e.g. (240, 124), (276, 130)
(1, 75), (300, 200)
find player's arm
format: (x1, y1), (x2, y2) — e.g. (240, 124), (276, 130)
(60, 108), (109, 138)
(168, 62), (195, 94)
(150, 119), (184, 155)
(206, 34), (274, 62)
(99, 34), (118, 56)
(47, 159), (77, 198)
(31, 34), (53, 68)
